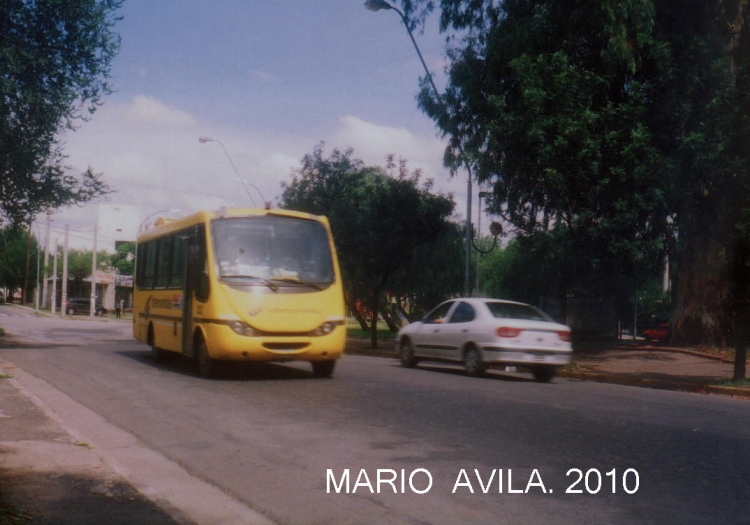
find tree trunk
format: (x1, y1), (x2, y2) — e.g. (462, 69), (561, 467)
(379, 297), (400, 332)
(370, 287), (379, 349)
(730, 234), (750, 380)
(353, 308), (369, 331)
(735, 324), (748, 381)
(671, 228), (729, 346)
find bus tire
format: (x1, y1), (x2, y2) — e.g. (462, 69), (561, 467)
(311, 360), (335, 378)
(196, 335), (216, 379)
(148, 324), (165, 362)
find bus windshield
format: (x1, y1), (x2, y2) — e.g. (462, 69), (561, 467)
(212, 216), (335, 286)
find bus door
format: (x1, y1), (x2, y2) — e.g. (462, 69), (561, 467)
(181, 226), (201, 357)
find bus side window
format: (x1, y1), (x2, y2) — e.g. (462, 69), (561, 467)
(142, 241), (157, 290)
(155, 236), (172, 288)
(170, 235), (185, 288)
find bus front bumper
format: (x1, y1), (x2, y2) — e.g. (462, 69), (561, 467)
(201, 323), (346, 362)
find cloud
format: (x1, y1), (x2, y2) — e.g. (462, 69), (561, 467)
(51, 96), (472, 249)
(127, 95), (196, 127)
(328, 116), (434, 177)
(248, 69), (278, 82)
(329, 115), (465, 201)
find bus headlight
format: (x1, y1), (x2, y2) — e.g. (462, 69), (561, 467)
(311, 322), (335, 337)
(230, 321), (259, 337)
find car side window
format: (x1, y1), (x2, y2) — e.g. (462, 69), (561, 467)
(425, 302), (453, 324)
(449, 302), (475, 324)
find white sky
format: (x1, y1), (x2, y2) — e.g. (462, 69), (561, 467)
(46, 1), (484, 249)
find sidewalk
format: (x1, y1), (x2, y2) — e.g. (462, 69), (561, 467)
(0, 368), (186, 525)
(561, 342), (750, 398)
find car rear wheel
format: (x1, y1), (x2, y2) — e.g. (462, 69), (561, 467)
(66, 307), (75, 315)
(399, 338), (418, 368)
(464, 346), (486, 377)
(532, 366), (555, 382)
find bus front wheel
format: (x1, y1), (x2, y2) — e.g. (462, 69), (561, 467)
(148, 325), (165, 362)
(196, 336), (216, 379)
(311, 360), (335, 378)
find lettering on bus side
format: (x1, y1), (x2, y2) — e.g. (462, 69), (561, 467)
(151, 298), (174, 309)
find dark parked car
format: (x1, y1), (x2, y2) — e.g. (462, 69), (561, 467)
(66, 297), (107, 316)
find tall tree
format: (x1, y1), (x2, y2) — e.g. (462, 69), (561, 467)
(389, 220), (464, 319)
(0, 0), (121, 226)
(398, 0), (750, 376)
(280, 144), (456, 347)
(0, 226), (38, 300)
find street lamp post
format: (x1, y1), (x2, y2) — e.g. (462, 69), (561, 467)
(365, 0), (475, 296)
(199, 136), (267, 208)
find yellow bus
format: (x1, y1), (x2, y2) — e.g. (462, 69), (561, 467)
(133, 208), (346, 378)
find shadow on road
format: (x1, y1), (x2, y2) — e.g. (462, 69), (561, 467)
(116, 350), (326, 381)
(390, 362), (539, 383)
(0, 471), (180, 525)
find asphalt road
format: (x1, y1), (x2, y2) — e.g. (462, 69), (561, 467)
(1, 305), (748, 524)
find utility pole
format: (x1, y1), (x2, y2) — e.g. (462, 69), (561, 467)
(62, 225), (69, 317)
(90, 212), (98, 317)
(23, 221), (32, 305)
(42, 213), (51, 307)
(51, 239), (58, 314)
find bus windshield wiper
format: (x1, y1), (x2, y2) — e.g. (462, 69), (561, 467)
(221, 275), (278, 291)
(269, 277), (324, 290)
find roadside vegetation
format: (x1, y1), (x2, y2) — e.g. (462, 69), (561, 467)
(1, 0), (748, 381)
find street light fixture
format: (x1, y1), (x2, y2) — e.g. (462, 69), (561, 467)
(365, 0), (478, 296)
(138, 208), (181, 234)
(199, 135), (267, 208)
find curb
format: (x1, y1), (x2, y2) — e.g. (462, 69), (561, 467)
(559, 369), (750, 399)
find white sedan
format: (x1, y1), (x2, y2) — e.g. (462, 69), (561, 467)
(396, 298), (572, 382)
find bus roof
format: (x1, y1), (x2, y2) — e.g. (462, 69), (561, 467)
(137, 208), (329, 243)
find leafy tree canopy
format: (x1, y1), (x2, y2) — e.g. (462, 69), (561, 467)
(0, 225), (38, 296)
(0, 0), (122, 226)
(396, 0), (750, 358)
(279, 144), (458, 346)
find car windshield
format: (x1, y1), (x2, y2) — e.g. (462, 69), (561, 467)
(486, 302), (551, 321)
(212, 216), (335, 285)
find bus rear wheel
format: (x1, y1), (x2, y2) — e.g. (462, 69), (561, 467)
(195, 336), (216, 379)
(311, 360), (335, 378)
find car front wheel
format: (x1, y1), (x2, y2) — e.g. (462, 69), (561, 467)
(399, 338), (418, 368)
